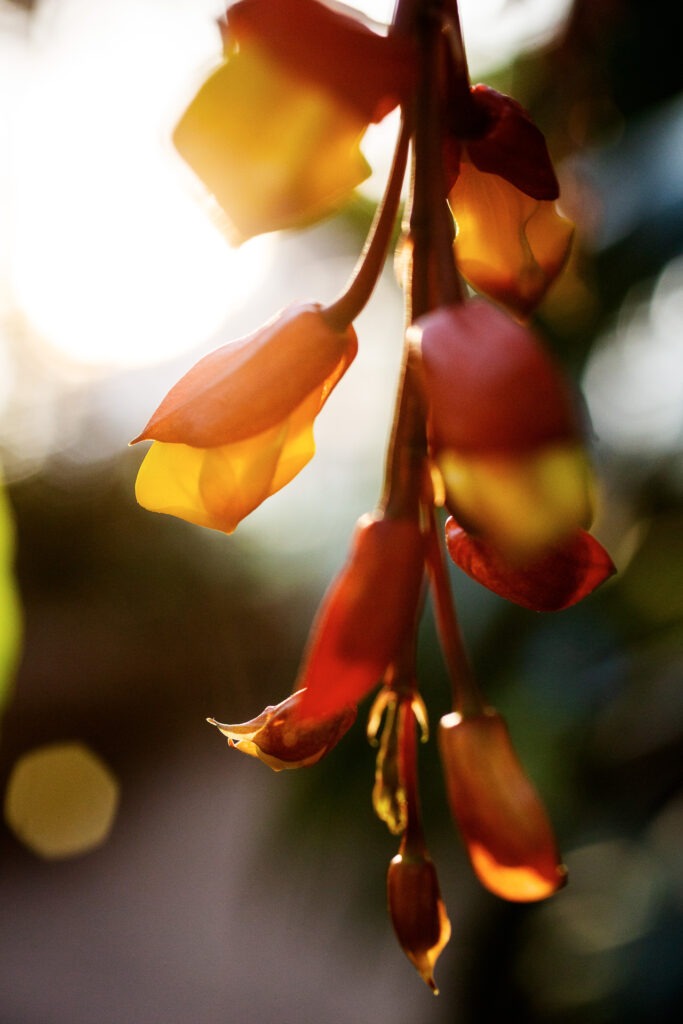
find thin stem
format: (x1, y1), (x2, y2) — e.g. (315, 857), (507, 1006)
(323, 115), (410, 331)
(425, 506), (485, 717)
(398, 697), (426, 855)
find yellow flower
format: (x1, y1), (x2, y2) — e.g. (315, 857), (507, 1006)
(133, 303), (356, 533)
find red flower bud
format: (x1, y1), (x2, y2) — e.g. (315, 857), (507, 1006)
(296, 513), (425, 720)
(387, 849), (451, 993)
(439, 709), (567, 901)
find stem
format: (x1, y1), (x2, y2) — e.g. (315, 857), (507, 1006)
(398, 697), (426, 855)
(323, 115), (410, 331)
(425, 506), (485, 717)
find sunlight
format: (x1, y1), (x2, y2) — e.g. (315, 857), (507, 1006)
(7, 0), (273, 370)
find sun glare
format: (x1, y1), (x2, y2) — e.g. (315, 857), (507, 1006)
(7, 0), (272, 370)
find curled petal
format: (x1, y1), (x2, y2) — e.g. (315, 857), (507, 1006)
(296, 513), (425, 720)
(173, 43), (370, 242)
(133, 304), (356, 447)
(439, 709), (567, 901)
(445, 518), (616, 611)
(415, 300), (581, 454)
(464, 86), (559, 200)
(436, 445), (595, 560)
(449, 164), (573, 316)
(387, 850), (452, 993)
(227, 0), (416, 124)
(208, 689), (356, 771)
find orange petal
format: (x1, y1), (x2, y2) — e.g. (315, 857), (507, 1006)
(449, 162), (573, 316)
(133, 304), (356, 447)
(445, 519), (616, 611)
(439, 709), (566, 901)
(209, 689), (356, 771)
(296, 513), (425, 719)
(228, 0), (416, 123)
(173, 43), (370, 242)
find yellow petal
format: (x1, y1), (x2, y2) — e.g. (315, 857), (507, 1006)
(436, 444), (595, 561)
(450, 161), (573, 316)
(173, 42), (370, 243)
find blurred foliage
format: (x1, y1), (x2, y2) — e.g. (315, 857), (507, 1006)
(0, 479), (22, 717)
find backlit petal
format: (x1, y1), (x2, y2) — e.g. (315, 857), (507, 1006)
(449, 162), (573, 316)
(387, 850), (451, 993)
(445, 519), (616, 611)
(439, 709), (566, 901)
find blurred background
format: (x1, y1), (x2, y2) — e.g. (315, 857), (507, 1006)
(1, 0), (683, 1021)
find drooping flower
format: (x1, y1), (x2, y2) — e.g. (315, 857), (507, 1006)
(445, 517), (616, 611)
(295, 511), (425, 720)
(413, 298), (594, 559)
(133, 303), (356, 533)
(208, 689), (356, 771)
(387, 846), (452, 994)
(173, 0), (415, 242)
(439, 708), (567, 901)
(445, 85), (573, 316)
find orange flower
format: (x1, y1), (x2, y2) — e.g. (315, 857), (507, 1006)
(387, 847), (452, 994)
(439, 708), (567, 901)
(445, 85), (572, 316)
(174, 0), (415, 242)
(445, 517), (616, 611)
(208, 689), (356, 771)
(133, 303), (356, 533)
(295, 512), (425, 720)
(414, 299), (594, 559)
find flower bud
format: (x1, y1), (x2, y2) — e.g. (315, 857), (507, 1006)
(296, 512), (425, 720)
(387, 849), (451, 993)
(208, 689), (356, 771)
(439, 709), (566, 901)
(133, 304), (356, 534)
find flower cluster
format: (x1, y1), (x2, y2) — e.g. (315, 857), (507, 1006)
(133, 0), (615, 994)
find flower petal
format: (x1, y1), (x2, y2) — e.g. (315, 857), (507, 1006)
(296, 513), (425, 719)
(445, 518), (616, 611)
(209, 689), (356, 771)
(436, 445), (595, 559)
(415, 300), (581, 454)
(133, 304), (356, 448)
(173, 43), (370, 242)
(465, 85), (559, 200)
(449, 165), (573, 316)
(439, 709), (567, 901)
(227, 0), (416, 123)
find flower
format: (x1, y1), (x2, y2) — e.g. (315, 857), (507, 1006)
(208, 689), (356, 771)
(445, 517), (616, 611)
(413, 298), (594, 559)
(445, 85), (573, 316)
(133, 303), (356, 533)
(387, 847), (452, 994)
(439, 708), (567, 901)
(295, 511), (425, 720)
(173, 0), (415, 242)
